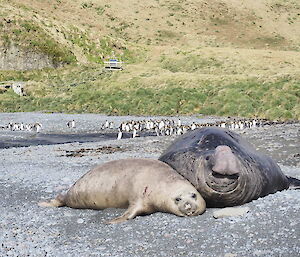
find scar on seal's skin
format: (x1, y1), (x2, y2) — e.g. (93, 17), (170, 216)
(143, 186), (148, 197)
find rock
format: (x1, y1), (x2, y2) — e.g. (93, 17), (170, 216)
(76, 218), (84, 224)
(0, 45), (59, 70)
(12, 82), (26, 96)
(213, 207), (250, 219)
(224, 253), (238, 257)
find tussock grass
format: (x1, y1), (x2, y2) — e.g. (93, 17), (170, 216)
(0, 65), (299, 120)
(160, 55), (222, 73)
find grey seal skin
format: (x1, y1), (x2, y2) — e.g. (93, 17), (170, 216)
(159, 127), (300, 207)
(39, 158), (206, 224)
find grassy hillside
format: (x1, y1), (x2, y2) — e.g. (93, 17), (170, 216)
(0, 0), (300, 119)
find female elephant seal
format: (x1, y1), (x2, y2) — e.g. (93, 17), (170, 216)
(159, 127), (300, 207)
(39, 158), (206, 224)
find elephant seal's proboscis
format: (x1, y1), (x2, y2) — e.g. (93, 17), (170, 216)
(39, 158), (206, 224)
(159, 127), (300, 207)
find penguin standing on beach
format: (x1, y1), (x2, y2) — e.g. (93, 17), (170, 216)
(34, 123), (42, 133)
(67, 120), (76, 128)
(117, 128), (123, 140)
(132, 128), (138, 138)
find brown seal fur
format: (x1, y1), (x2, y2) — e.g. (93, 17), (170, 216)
(39, 158), (206, 224)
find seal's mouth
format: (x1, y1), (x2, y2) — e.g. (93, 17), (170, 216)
(205, 170), (239, 193)
(179, 202), (198, 216)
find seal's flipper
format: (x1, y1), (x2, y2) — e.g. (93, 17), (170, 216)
(38, 194), (66, 208)
(105, 203), (145, 224)
(212, 145), (240, 175)
(287, 176), (300, 189)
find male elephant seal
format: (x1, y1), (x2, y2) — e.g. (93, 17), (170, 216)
(159, 127), (300, 207)
(39, 158), (206, 224)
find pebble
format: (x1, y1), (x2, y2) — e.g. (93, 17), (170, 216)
(213, 207), (250, 219)
(77, 218), (84, 224)
(224, 254), (237, 257)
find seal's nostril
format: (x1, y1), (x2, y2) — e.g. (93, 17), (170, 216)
(184, 203), (192, 210)
(175, 197), (182, 203)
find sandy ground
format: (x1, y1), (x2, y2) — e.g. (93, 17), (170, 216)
(0, 112), (299, 257)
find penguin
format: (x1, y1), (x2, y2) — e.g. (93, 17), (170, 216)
(176, 127), (183, 135)
(67, 120), (75, 128)
(117, 129), (123, 140)
(35, 123), (42, 133)
(178, 118), (182, 127)
(191, 122), (197, 130)
(20, 122), (25, 131)
(109, 121), (114, 129)
(155, 127), (160, 136)
(132, 128), (137, 138)
(158, 120), (165, 130)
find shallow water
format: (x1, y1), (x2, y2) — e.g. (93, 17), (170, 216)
(0, 131), (158, 149)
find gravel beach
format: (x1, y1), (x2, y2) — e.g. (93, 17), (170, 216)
(0, 112), (299, 257)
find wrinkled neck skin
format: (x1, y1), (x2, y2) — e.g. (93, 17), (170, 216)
(194, 151), (264, 207)
(160, 128), (289, 207)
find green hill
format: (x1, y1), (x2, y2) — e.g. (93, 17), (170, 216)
(0, 0), (300, 119)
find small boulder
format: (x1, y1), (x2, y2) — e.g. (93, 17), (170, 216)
(213, 206), (250, 219)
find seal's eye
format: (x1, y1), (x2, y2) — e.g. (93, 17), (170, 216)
(175, 197), (181, 203)
(205, 156), (210, 161)
(191, 193), (197, 199)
